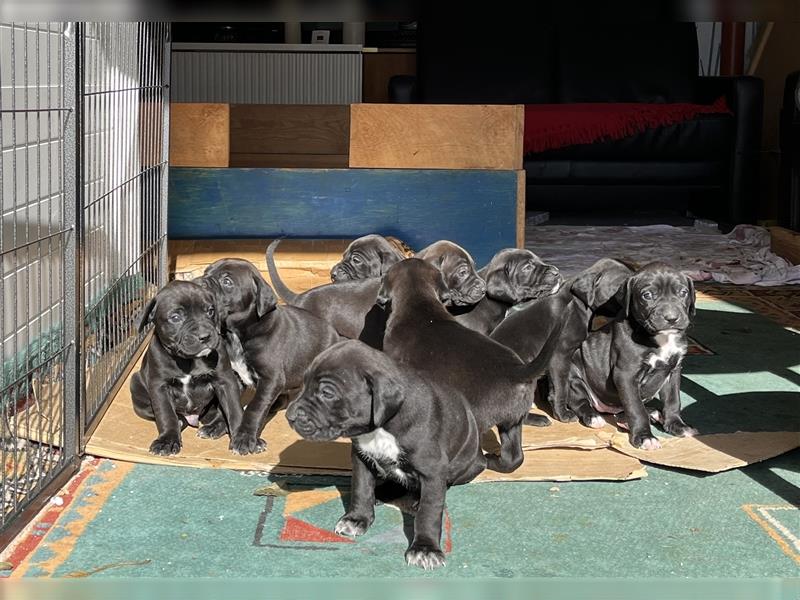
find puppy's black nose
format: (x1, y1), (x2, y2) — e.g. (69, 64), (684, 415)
(663, 312), (680, 325)
(198, 332), (212, 343)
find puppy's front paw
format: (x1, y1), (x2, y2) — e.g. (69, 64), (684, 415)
(149, 434), (181, 456)
(630, 433), (662, 450)
(663, 418), (698, 438)
(229, 431), (267, 455)
(334, 516), (372, 537)
(524, 412), (551, 427)
(553, 405), (578, 423)
(197, 421), (228, 440)
(405, 544), (446, 570)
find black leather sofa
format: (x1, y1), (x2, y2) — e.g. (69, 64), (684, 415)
(390, 16), (764, 227)
(780, 70), (800, 231)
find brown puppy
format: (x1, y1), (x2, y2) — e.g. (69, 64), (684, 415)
(453, 248), (563, 335)
(379, 259), (563, 474)
(265, 239), (486, 348)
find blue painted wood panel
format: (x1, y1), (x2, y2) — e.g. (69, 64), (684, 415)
(168, 168), (518, 266)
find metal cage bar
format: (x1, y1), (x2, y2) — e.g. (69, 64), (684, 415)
(0, 21), (170, 544)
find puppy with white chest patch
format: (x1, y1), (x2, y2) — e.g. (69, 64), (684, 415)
(130, 280), (243, 456)
(286, 340), (484, 570)
(565, 262), (699, 449)
(201, 258), (341, 455)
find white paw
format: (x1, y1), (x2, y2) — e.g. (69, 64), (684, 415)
(334, 517), (368, 537)
(405, 547), (446, 570)
(639, 437), (662, 451)
(588, 416), (606, 429)
(649, 409), (663, 424)
(681, 426), (699, 438)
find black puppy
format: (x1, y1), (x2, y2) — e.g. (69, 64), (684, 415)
(202, 258), (341, 455)
(492, 258), (633, 422)
(265, 239), (486, 346)
(286, 340), (484, 570)
(379, 259), (563, 474)
(330, 234), (407, 282)
(453, 248), (563, 335)
(130, 280), (242, 456)
(565, 262), (698, 449)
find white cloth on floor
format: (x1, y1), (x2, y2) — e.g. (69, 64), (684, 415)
(525, 224), (800, 286)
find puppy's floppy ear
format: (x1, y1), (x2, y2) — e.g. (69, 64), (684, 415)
(570, 270), (600, 308)
(622, 276), (634, 318)
(365, 370), (402, 426)
(378, 249), (403, 276)
(254, 274), (277, 317)
(138, 296), (157, 333)
(484, 266), (517, 304)
(435, 270), (453, 306)
(684, 274), (696, 317)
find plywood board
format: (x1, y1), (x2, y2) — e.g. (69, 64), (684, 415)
(230, 104), (349, 169)
(516, 170), (526, 248)
(168, 167), (519, 267)
(169, 103), (229, 167)
(607, 431), (800, 473)
(169, 238), (352, 295)
(349, 104), (523, 170)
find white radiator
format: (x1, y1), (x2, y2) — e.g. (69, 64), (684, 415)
(171, 48), (363, 104)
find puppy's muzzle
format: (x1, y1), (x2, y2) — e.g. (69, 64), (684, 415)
(330, 262), (352, 282)
(179, 327), (219, 358)
(286, 402), (338, 441)
(453, 278), (486, 306)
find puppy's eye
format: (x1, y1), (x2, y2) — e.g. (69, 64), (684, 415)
(320, 386), (335, 400)
(206, 305), (215, 317)
(457, 267), (469, 279)
(522, 262), (533, 273)
(351, 255), (362, 265)
(221, 276), (233, 289)
(641, 291), (654, 301)
(678, 287), (689, 298)
(168, 312), (183, 324)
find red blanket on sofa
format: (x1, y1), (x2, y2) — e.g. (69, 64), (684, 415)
(523, 96), (731, 154)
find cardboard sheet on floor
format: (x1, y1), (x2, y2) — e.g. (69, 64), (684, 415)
(83, 358), (646, 482)
(475, 448), (647, 482)
(606, 431), (800, 473)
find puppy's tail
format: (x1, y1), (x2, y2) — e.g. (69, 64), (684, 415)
(514, 317), (566, 383)
(265, 239), (300, 305)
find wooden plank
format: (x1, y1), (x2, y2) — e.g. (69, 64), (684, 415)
(169, 238), (351, 294)
(349, 103), (524, 170)
(229, 153), (349, 168)
(362, 52), (417, 103)
(229, 104), (349, 156)
(516, 170), (526, 248)
(769, 226), (800, 265)
(169, 103), (229, 167)
(168, 167), (519, 266)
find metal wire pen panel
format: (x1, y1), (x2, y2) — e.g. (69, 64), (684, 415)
(0, 21), (72, 532)
(0, 22), (170, 541)
(81, 22), (169, 431)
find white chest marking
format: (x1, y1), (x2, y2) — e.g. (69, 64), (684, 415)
(178, 375), (191, 398)
(646, 332), (686, 369)
(227, 332), (254, 387)
(355, 428), (402, 464)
